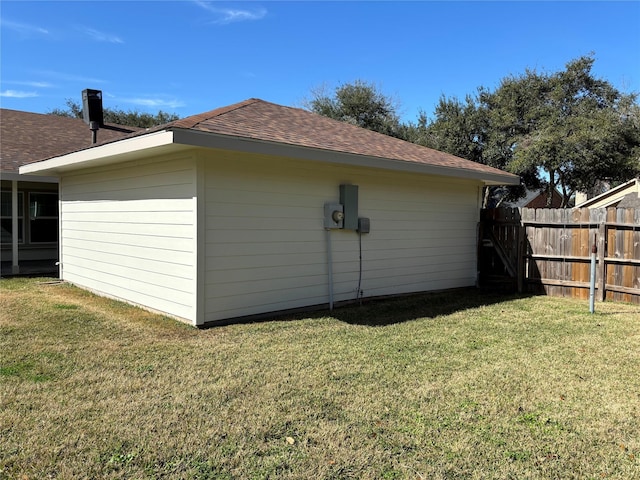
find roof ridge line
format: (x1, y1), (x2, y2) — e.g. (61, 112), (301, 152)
(173, 98), (263, 129)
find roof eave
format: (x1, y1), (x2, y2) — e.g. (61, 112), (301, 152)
(172, 129), (520, 186)
(19, 130), (176, 175)
(0, 171), (59, 182)
(20, 127), (520, 186)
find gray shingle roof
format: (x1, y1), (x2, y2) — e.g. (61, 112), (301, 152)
(14, 99), (519, 183)
(0, 109), (139, 173)
(162, 99), (515, 179)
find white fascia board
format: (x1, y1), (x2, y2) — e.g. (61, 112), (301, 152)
(19, 130), (176, 175)
(173, 129), (520, 186)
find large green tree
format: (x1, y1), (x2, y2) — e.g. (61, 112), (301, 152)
(424, 94), (487, 165)
(305, 80), (404, 138)
(49, 99), (179, 128)
(427, 55), (640, 207)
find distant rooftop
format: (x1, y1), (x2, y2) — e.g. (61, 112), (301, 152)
(1, 109), (140, 174)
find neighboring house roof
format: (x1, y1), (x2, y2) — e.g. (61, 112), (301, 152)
(20, 99), (520, 186)
(508, 188), (564, 209)
(0, 108), (140, 175)
(574, 178), (640, 208)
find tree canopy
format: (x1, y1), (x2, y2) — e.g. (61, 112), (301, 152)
(304, 80), (404, 138)
(425, 55), (640, 206)
(48, 99), (179, 128)
(309, 56), (640, 208)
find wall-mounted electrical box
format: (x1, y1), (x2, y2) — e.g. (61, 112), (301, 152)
(357, 217), (370, 234)
(340, 184), (359, 230)
(324, 203), (344, 229)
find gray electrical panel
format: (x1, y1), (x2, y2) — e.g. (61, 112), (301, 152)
(340, 184), (358, 230)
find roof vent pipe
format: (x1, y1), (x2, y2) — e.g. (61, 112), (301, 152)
(89, 121), (99, 144)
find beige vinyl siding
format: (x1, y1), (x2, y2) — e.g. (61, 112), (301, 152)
(59, 156), (198, 322)
(203, 152), (481, 322)
(359, 181), (479, 296)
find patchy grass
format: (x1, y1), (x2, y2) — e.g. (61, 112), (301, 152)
(1, 278), (639, 479)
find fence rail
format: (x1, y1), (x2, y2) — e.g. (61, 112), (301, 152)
(479, 207), (640, 304)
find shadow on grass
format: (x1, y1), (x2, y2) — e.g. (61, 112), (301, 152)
(592, 308), (640, 316)
(205, 288), (538, 328)
(322, 288), (536, 327)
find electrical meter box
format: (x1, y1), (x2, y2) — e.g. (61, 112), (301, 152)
(340, 184), (359, 230)
(324, 203), (344, 229)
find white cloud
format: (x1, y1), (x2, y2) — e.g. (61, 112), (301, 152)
(125, 97), (186, 109)
(0, 19), (49, 36)
(194, 1), (267, 24)
(0, 90), (38, 98)
(7, 81), (54, 88)
(26, 81), (53, 88)
(78, 26), (124, 44)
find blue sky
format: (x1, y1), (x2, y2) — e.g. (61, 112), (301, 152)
(1, 1), (639, 123)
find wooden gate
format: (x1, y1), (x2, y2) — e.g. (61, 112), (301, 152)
(478, 208), (524, 292)
(479, 207), (640, 304)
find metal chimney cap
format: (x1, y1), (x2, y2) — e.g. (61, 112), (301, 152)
(82, 89), (104, 127)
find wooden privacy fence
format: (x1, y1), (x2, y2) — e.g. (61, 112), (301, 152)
(479, 207), (640, 304)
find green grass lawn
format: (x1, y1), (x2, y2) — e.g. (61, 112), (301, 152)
(1, 278), (639, 479)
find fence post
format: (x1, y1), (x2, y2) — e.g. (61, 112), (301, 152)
(590, 234), (597, 313)
(597, 222), (606, 302)
(517, 222), (525, 293)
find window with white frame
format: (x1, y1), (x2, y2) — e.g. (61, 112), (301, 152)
(1, 190), (24, 244)
(29, 192), (58, 243)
